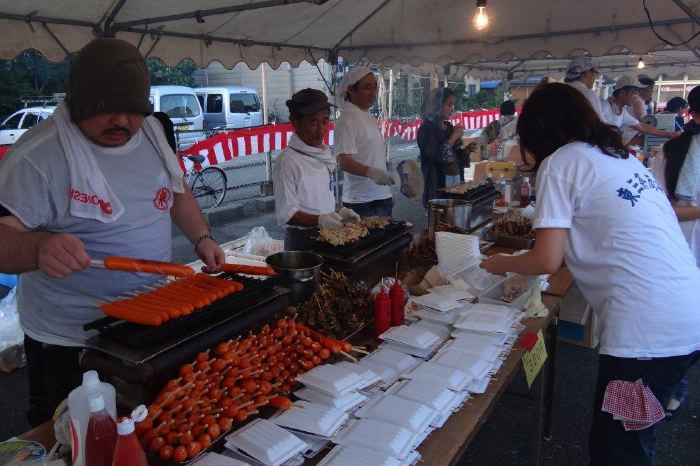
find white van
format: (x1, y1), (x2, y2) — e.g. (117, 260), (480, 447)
(149, 85), (204, 149)
(195, 86), (264, 130)
(0, 106), (56, 145)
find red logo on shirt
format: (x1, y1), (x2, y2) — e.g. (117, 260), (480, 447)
(69, 187), (113, 215)
(153, 187), (171, 210)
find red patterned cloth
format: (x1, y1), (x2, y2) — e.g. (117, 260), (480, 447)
(601, 378), (665, 431)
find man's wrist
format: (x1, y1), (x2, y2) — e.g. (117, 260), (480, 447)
(194, 233), (215, 251)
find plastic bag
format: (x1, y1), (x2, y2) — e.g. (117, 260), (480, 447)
(0, 288), (25, 372)
(240, 226), (283, 257)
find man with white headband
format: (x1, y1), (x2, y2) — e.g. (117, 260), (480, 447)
(334, 66), (394, 218)
(564, 56), (605, 120)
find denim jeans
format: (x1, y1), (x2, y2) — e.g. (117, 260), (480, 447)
(343, 197), (393, 218)
(24, 335), (84, 426)
(670, 376), (689, 405)
(588, 351), (700, 466)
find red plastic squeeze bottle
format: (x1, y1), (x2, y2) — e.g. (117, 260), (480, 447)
(85, 395), (117, 466)
(390, 279), (405, 326)
(112, 417), (148, 466)
(374, 284), (391, 338)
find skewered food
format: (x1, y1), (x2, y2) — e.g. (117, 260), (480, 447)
(318, 223), (368, 246)
(441, 180), (489, 194)
(288, 271), (373, 339)
(358, 216), (391, 230)
(492, 209), (534, 238)
(219, 264), (277, 276)
(101, 256), (195, 277)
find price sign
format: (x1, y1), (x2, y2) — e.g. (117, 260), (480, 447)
(522, 329), (547, 388)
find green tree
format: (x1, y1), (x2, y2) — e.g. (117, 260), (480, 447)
(148, 58), (197, 86)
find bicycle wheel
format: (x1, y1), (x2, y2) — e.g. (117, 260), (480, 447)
(190, 166), (228, 210)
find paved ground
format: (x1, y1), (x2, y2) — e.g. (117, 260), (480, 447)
(2, 151), (699, 465)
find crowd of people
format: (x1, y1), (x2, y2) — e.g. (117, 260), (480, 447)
(0, 36), (699, 466)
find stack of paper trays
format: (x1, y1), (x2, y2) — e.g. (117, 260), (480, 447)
(451, 328), (513, 346)
(317, 444), (402, 466)
(441, 337), (503, 362)
(296, 365), (366, 396)
(411, 320), (452, 341)
(271, 401), (348, 437)
(334, 361), (382, 388)
(334, 418), (418, 460)
(354, 394), (438, 435)
(355, 358), (401, 387)
(428, 284), (475, 301)
(225, 419), (309, 466)
(411, 293), (462, 312)
(193, 452), (252, 466)
(363, 348), (422, 373)
(414, 306), (460, 325)
(453, 304), (519, 335)
(294, 387), (368, 412)
(403, 361), (471, 391)
(379, 325), (443, 358)
(430, 349), (493, 380)
(387, 379), (465, 427)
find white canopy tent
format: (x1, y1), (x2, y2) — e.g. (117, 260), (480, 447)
(2, 0), (700, 72)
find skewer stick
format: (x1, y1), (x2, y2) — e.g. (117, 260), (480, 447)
(339, 351), (357, 362)
(351, 346), (370, 355)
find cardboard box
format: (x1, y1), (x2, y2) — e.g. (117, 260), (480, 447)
(472, 160), (517, 183)
(558, 281), (599, 349)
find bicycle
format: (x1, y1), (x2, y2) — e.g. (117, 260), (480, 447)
(179, 153), (228, 210)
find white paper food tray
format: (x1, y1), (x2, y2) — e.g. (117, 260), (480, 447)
(387, 378), (462, 415)
(477, 274), (538, 310)
(403, 362), (471, 391)
(334, 361), (382, 388)
(379, 325), (441, 349)
(414, 307), (460, 325)
(410, 293), (462, 312)
(271, 400), (348, 437)
(334, 418), (418, 460)
(294, 387), (368, 412)
(448, 260), (505, 295)
(354, 394), (437, 434)
(355, 358), (401, 386)
(441, 338), (502, 362)
(317, 444), (402, 466)
(453, 311), (513, 334)
(410, 319), (452, 341)
(296, 365), (365, 396)
(379, 341), (438, 359)
(364, 348), (422, 373)
(225, 418), (309, 466)
(428, 284), (475, 301)
(430, 349), (493, 380)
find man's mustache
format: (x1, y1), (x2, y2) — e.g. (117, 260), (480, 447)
(102, 126), (131, 135)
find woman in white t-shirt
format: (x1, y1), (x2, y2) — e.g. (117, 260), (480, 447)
(481, 83), (700, 465)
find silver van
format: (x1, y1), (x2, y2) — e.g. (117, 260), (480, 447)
(149, 85), (204, 149)
(195, 86), (264, 130)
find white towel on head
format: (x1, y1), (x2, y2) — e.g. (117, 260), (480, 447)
(335, 65), (373, 108)
(53, 102), (185, 223)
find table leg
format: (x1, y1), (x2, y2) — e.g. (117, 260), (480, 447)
(543, 317), (559, 440)
(529, 364), (545, 466)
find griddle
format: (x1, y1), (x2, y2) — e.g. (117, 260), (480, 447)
(313, 220), (408, 256)
(83, 273), (281, 365)
(439, 181), (497, 201)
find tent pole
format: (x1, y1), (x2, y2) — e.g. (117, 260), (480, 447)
(262, 63), (269, 125)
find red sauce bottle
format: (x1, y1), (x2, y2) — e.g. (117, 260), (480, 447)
(390, 279), (405, 326)
(374, 285), (391, 338)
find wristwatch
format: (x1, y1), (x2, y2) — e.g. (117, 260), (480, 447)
(194, 233), (214, 251)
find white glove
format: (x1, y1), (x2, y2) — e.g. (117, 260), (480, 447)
(318, 212), (344, 229)
(366, 166), (395, 186)
(338, 207), (361, 222)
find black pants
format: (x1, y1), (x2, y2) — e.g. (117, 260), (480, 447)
(342, 197), (393, 218)
(24, 335), (83, 426)
(284, 227), (318, 251)
(589, 351), (700, 466)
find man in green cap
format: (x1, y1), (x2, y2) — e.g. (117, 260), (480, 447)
(0, 38), (225, 425)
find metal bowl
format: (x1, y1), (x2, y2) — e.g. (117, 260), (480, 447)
(266, 251), (324, 303)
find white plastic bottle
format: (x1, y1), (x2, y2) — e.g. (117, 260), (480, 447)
(68, 371), (117, 466)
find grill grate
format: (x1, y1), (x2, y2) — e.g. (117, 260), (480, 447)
(83, 273), (276, 347)
(313, 220), (407, 256)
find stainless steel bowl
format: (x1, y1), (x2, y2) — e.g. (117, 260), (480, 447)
(427, 198), (472, 236)
(265, 251), (324, 303)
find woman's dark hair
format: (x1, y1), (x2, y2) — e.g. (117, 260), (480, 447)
(663, 132), (692, 200)
(516, 83), (628, 172)
(666, 96), (688, 113)
(499, 100), (515, 116)
(420, 87), (456, 122)
(152, 111), (177, 153)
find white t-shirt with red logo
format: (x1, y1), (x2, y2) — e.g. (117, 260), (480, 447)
(0, 118), (174, 346)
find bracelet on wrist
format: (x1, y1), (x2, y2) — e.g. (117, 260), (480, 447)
(194, 233), (214, 251)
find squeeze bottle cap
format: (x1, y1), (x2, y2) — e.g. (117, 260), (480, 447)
(117, 417), (135, 435)
(88, 394), (105, 412)
(523, 177), (529, 182)
(82, 370), (100, 386)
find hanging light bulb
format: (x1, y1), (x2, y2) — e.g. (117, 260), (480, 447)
(637, 56), (645, 70)
(473, 0), (489, 31)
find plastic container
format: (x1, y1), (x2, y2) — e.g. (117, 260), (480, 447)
(519, 177), (531, 207)
(389, 279), (405, 326)
(68, 371), (117, 466)
(335, 418), (417, 460)
(495, 176), (507, 207)
(318, 444), (401, 466)
(294, 387), (368, 412)
(354, 395), (437, 434)
(295, 364), (365, 396)
(271, 400), (348, 437)
(112, 418), (148, 466)
(374, 285), (391, 338)
(225, 418), (308, 466)
(85, 395), (117, 466)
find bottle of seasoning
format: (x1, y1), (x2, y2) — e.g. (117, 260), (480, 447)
(112, 417), (148, 466)
(389, 279), (405, 326)
(85, 395), (117, 466)
(374, 285), (391, 338)
(495, 176), (507, 207)
(519, 177), (532, 207)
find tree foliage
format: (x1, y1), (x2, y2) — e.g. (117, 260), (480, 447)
(148, 58), (197, 87)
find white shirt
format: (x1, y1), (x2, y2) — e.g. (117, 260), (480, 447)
(652, 149), (700, 267)
(272, 136), (336, 228)
(567, 80), (605, 121)
(533, 141), (700, 358)
(601, 98), (639, 131)
(334, 101), (391, 203)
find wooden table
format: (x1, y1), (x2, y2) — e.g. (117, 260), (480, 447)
(20, 267), (573, 466)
